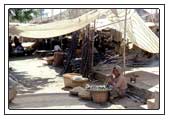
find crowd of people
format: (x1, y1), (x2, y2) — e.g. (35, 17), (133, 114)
(8, 36), (72, 57)
(9, 36), (24, 57)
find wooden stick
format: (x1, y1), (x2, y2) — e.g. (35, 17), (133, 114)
(123, 9), (128, 75)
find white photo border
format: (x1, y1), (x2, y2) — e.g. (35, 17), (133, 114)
(4, 4), (165, 115)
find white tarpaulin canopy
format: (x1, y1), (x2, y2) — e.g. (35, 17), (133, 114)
(12, 9), (159, 53)
(95, 9), (159, 53)
(16, 9), (108, 38)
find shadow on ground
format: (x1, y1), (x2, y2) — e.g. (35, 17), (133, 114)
(9, 93), (113, 109)
(9, 93), (145, 109)
(10, 70), (55, 94)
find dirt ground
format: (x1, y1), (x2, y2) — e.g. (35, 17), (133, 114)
(9, 56), (159, 109)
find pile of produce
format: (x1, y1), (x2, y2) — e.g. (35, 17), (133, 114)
(86, 85), (112, 91)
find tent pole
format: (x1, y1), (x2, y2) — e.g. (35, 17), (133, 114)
(123, 9), (127, 75)
(91, 20), (96, 68)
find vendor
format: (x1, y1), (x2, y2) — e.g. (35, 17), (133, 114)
(108, 65), (127, 102)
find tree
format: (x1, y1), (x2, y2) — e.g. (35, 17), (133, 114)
(9, 9), (40, 23)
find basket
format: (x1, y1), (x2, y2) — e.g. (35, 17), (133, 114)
(9, 87), (17, 102)
(90, 90), (109, 103)
(53, 52), (64, 66)
(72, 78), (88, 88)
(43, 56), (54, 65)
(63, 73), (82, 87)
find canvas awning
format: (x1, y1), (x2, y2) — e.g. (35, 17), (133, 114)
(108, 9), (159, 53)
(11, 9), (159, 53)
(94, 9), (159, 53)
(15, 9), (109, 38)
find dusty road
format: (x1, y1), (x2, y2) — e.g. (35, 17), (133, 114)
(9, 56), (158, 109)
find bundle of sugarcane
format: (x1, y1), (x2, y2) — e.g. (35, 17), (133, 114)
(61, 32), (79, 74)
(80, 35), (91, 77)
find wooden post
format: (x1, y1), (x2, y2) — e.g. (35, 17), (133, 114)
(91, 20), (96, 68)
(123, 9), (128, 75)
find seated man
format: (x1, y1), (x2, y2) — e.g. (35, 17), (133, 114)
(108, 65), (127, 102)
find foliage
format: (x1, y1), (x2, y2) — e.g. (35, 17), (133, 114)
(9, 9), (40, 23)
